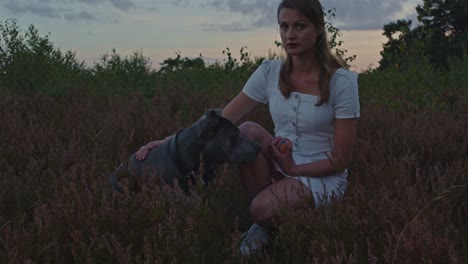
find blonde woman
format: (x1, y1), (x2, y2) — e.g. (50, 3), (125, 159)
(222, 0), (360, 256)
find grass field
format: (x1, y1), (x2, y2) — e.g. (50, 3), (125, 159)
(0, 53), (467, 263)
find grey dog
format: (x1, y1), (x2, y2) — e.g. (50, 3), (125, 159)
(109, 109), (261, 194)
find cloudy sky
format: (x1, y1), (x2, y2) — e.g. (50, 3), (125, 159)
(0, 0), (423, 72)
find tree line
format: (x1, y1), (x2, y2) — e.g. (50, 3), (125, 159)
(0, 0), (466, 95)
(379, 0), (467, 70)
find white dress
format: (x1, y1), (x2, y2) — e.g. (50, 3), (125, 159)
(242, 59), (360, 206)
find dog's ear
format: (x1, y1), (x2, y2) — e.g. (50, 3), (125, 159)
(197, 109), (222, 139)
(214, 109), (223, 116)
(197, 109), (222, 121)
(206, 109), (222, 117)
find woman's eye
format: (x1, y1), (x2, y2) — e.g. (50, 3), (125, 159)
(279, 24), (288, 31)
(296, 24), (305, 31)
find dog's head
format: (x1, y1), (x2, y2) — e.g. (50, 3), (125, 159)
(196, 109), (261, 164)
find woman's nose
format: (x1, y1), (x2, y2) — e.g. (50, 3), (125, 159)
(285, 28), (297, 39)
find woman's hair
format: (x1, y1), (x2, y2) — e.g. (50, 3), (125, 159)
(277, 0), (346, 105)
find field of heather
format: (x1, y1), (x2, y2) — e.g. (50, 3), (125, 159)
(0, 54), (467, 263)
(0, 18), (467, 262)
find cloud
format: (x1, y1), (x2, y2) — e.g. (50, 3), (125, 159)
(1, 0), (136, 22)
(203, 21), (251, 32)
(203, 0), (421, 31)
(64, 11), (98, 21)
(207, 0), (277, 15)
(69, 0), (136, 11)
(173, 0), (190, 6)
(4, 1), (66, 19)
(322, 0), (420, 30)
(109, 0), (135, 12)
(202, 0), (278, 31)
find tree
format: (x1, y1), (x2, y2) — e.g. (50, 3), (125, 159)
(158, 52), (205, 74)
(378, 0), (467, 70)
(378, 20), (424, 69)
(325, 8), (356, 66)
(0, 18), (85, 93)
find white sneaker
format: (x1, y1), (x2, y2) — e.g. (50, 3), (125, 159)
(239, 223), (269, 257)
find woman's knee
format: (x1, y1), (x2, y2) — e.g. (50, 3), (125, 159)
(249, 196), (275, 225)
(239, 121), (261, 139)
(239, 121), (271, 147)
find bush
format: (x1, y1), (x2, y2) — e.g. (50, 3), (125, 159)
(359, 56), (467, 112)
(0, 19), (86, 96)
(90, 49), (156, 97)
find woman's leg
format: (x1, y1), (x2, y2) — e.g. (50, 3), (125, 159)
(250, 177), (313, 228)
(237, 121), (313, 255)
(237, 121), (277, 201)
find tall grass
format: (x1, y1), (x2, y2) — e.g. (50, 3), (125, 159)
(1, 59), (466, 262)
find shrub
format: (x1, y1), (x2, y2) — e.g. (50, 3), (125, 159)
(90, 49), (156, 97)
(0, 19), (86, 96)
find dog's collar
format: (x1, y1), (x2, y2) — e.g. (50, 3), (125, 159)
(172, 129), (197, 176)
(171, 129), (217, 188)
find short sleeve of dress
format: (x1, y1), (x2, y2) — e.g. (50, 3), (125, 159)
(241, 60), (271, 104)
(333, 70), (360, 119)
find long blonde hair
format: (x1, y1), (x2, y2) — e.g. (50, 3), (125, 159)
(277, 0), (345, 105)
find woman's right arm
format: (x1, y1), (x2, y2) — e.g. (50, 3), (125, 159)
(135, 135), (172, 160)
(222, 92), (259, 124)
(137, 92), (258, 161)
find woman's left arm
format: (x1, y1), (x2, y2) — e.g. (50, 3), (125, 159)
(328, 118), (357, 172)
(271, 118), (357, 177)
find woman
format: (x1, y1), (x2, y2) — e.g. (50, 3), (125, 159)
(137, 0), (359, 257)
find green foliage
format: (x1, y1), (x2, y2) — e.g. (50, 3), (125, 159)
(379, 0), (467, 70)
(158, 52), (205, 75)
(416, 0), (468, 68)
(379, 19), (429, 70)
(325, 8), (357, 66)
(0, 9), (355, 97)
(0, 19), (270, 98)
(0, 15), (464, 120)
(91, 49), (156, 97)
(154, 46), (266, 105)
(221, 46), (254, 71)
(360, 55), (467, 112)
(0, 19), (86, 96)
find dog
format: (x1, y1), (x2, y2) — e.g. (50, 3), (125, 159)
(109, 109), (261, 194)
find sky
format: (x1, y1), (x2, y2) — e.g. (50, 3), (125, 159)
(0, 0), (423, 72)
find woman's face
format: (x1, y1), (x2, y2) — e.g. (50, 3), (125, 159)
(278, 7), (321, 57)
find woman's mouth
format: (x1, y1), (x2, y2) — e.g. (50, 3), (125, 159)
(287, 43), (299, 49)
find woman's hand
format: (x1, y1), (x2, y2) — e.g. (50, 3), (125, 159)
(135, 136), (171, 161)
(135, 145), (151, 161)
(270, 137), (299, 176)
